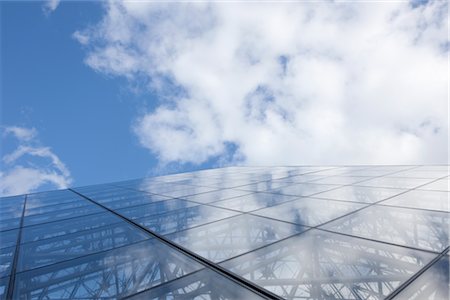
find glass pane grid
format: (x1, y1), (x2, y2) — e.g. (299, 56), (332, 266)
(1, 165), (448, 299)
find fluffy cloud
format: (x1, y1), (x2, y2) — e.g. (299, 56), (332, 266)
(42, 0), (60, 15)
(0, 126), (72, 196)
(75, 1), (448, 166)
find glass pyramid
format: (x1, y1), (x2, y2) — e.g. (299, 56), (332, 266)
(1, 165), (448, 299)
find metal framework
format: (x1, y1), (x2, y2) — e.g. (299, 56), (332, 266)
(0, 165), (448, 299)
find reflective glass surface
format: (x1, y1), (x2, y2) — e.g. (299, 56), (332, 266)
(309, 176), (370, 185)
(21, 212), (122, 243)
(356, 177), (435, 189)
(136, 205), (240, 235)
(253, 197), (367, 227)
(418, 178), (449, 192)
(18, 221), (150, 271)
(168, 214), (307, 262)
(0, 195), (25, 221)
(210, 192), (299, 212)
(183, 189), (254, 204)
(1, 165), (448, 299)
(313, 185), (406, 203)
(129, 269), (265, 299)
(23, 204), (104, 227)
(0, 276), (8, 300)
(0, 247), (15, 278)
(322, 205), (450, 252)
(381, 190), (449, 212)
(13, 239), (203, 299)
(222, 229), (436, 300)
(0, 229), (18, 249)
(394, 255), (449, 299)
(115, 198), (198, 220)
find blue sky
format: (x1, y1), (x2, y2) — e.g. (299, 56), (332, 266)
(1, 1), (447, 196)
(1, 1), (215, 195)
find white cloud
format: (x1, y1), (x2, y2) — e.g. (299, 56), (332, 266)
(42, 0), (60, 15)
(1, 126), (72, 196)
(76, 1), (448, 166)
(3, 126), (37, 142)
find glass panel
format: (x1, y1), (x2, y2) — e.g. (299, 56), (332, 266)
(121, 181), (217, 198)
(356, 177), (435, 189)
(18, 221), (150, 271)
(210, 192), (299, 212)
(129, 268), (265, 299)
(116, 198), (198, 220)
(389, 170), (449, 179)
(21, 212), (122, 243)
(222, 229), (437, 300)
(262, 183), (339, 197)
(26, 190), (86, 209)
(183, 189), (254, 204)
(381, 190), (449, 212)
(136, 205), (240, 235)
(167, 214), (307, 263)
(25, 200), (91, 216)
(0, 246), (15, 278)
(418, 178), (449, 192)
(343, 168), (412, 177)
(23, 204), (104, 227)
(272, 174), (327, 184)
(253, 197), (366, 227)
(322, 205), (450, 252)
(13, 239), (203, 299)
(0, 276), (8, 300)
(94, 193), (171, 209)
(0, 229), (19, 249)
(0, 195), (25, 218)
(313, 186), (406, 203)
(0, 217), (21, 232)
(310, 176), (371, 185)
(394, 255), (449, 300)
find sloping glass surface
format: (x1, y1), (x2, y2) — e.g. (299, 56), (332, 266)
(0, 246), (15, 278)
(309, 176), (371, 185)
(322, 205), (450, 252)
(182, 189), (254, 204)
(129, 269), (265, 299)
(21, 212), (122, 243)
(381, 190), (449, 212)
(239, 182), (338, 196)
(313, 185), (406, 203)
(167, 214), (307, 262)
(13, 239), (203, 299)
(25, 190), (87, 208)
(253, 197), (367, 227)
(135, 205), (241, 235)
(115, 198), (199, 220)
(417, 178), (449, 192)
(0, 195), (25, 221)
(0, 276), (8, 300)
(355, 177), (435, 189)
(116, 180), (217, 198)
(394, 255), (449, 299)
(18, 221), (150, 271)
(0, 217), (21, 232)
(0, 229), (18, 249)
(222, 229), (436, 300)
(210, 192), (299, 212)
(1, 165), (448, 299)
(22, 204), (105, 227)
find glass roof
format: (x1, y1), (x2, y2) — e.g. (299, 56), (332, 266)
(0, 165), (448, 299)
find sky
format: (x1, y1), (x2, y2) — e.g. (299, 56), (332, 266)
(0, 0), (448, 196)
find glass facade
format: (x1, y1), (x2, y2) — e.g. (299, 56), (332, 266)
(0, 165), (448, 299)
